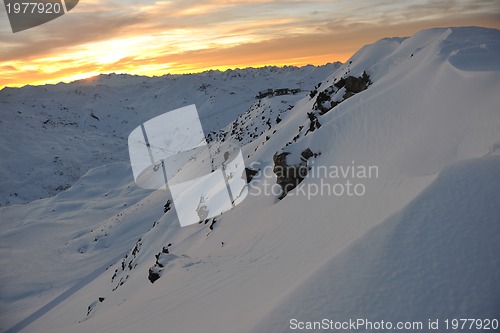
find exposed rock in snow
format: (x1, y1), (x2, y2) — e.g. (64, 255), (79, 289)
(273, 148), (317, 199)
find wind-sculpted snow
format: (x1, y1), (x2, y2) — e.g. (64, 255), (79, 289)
(251, 155), (500, 333)
(1, 27), (499, 333)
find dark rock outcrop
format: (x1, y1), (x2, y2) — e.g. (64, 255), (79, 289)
(245, 167), (259, 183)
(344, 71), (371, 93)
(273, 148), (317, 199)
(209, 218), (217, 231)
(315, 71), (372, 115)
(148, 267), (161, 284)
(163, 199), (172, 213)
(306, 112), (321, 133)
(301, 148), (314, 160)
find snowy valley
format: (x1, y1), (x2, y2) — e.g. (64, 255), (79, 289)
(1, 27), (499, 333)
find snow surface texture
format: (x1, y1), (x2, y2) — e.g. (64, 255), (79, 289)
(1, 27), (499, 333)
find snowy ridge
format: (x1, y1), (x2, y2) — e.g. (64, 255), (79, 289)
(1, 27), (499, 333)
(0, 63), (340, 206)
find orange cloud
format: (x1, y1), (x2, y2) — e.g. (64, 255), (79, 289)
(0, 0), (499, 88)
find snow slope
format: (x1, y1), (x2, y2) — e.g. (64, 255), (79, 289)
(252, 155), (500, 333)
(0, 63), (340, 206)
(1, 27), (499, 333)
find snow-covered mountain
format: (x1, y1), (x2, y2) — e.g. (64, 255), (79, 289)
(1, 27), (499, 333)
(0, 64), (340, 206)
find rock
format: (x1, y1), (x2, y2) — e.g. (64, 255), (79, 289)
(344, 71), (371, 93)
(245, 167), (259, 183)
(306, 112), (321, 133)
(334, 77), (346, 89)
(301, 148), (314, 160)
(148, 267), (161, 284)
(163, 199), (172, 213)
(273, 148), (316, 199)
(343, 91), (355, 100)
(316, 72), (371, 114)
(209, 218), (217, 230)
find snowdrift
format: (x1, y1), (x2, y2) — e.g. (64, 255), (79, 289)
(1, 27), (499, 333)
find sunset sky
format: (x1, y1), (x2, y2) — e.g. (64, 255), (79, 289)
(1, 0), (499, 88)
